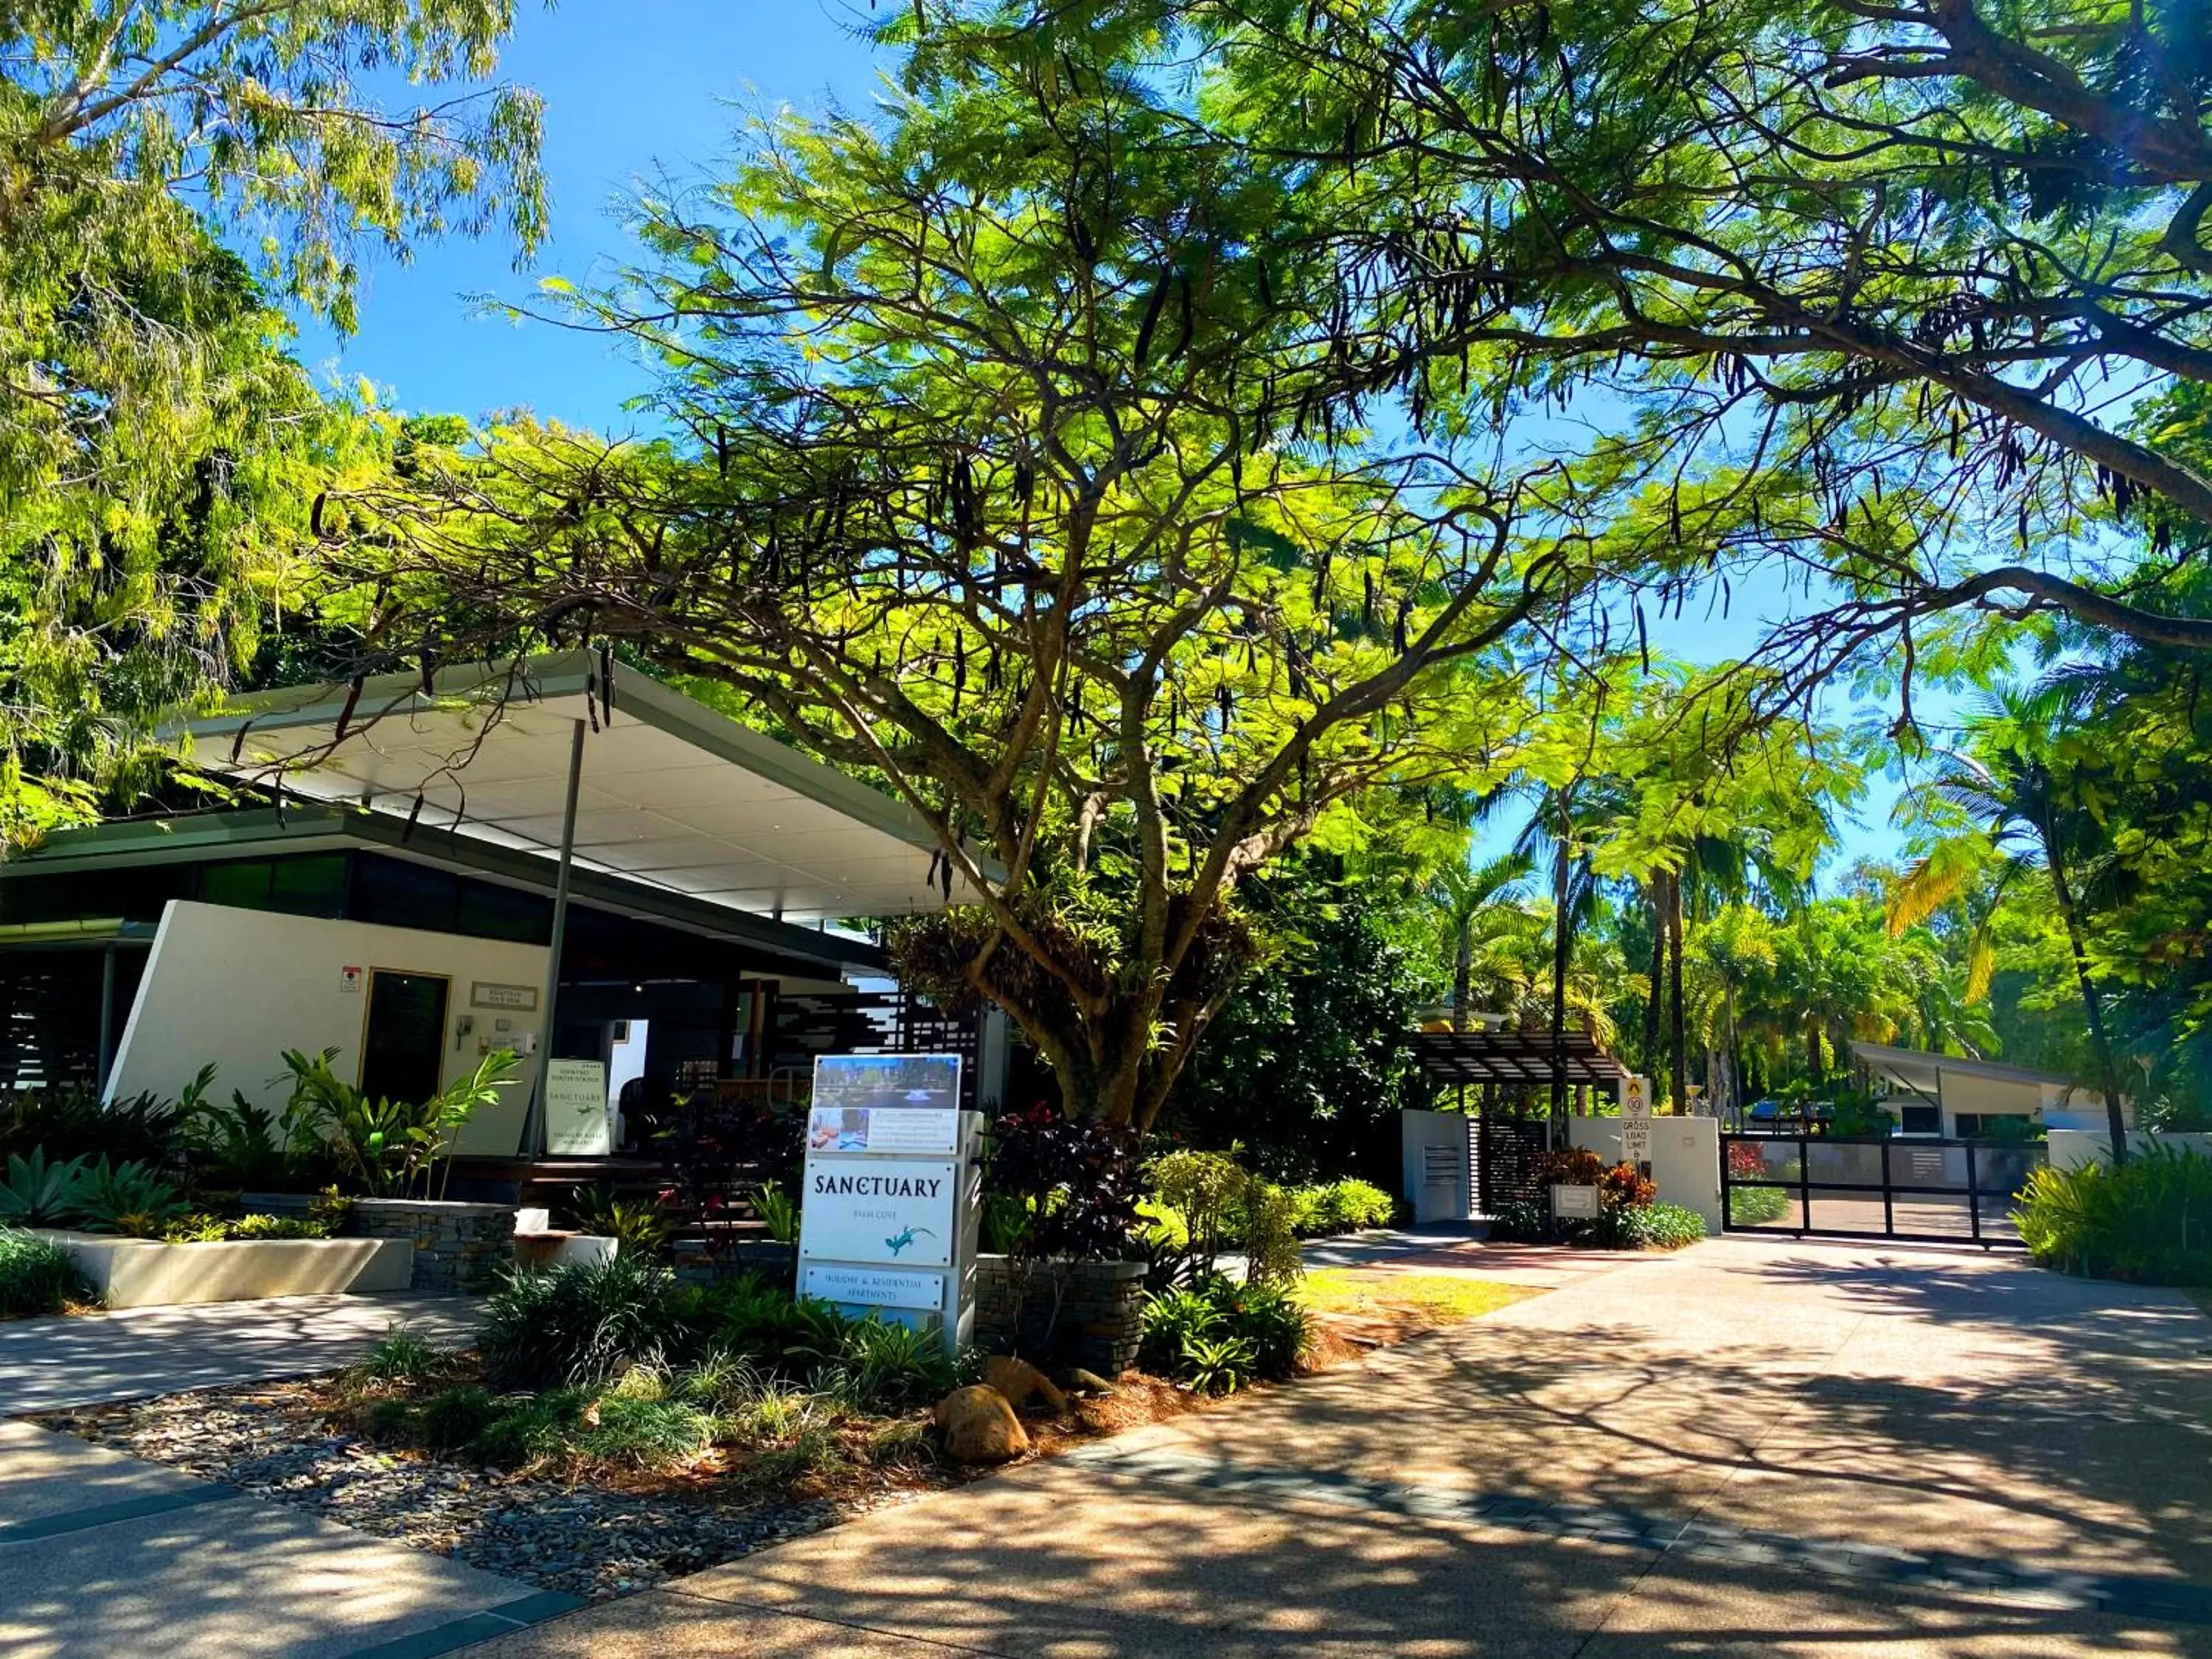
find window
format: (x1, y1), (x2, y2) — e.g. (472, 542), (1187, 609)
(198, 860), (273, 909)
(350, 856), (459, 933)
(1899, 1104), (1941, 1135)
(456, 877), (552, 944)
(268, 854), (349, 917)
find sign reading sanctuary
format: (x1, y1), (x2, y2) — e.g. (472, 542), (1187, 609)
(798, 1156), (958, 1270)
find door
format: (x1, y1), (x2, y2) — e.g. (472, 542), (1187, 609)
(361, 970), (449, 1107)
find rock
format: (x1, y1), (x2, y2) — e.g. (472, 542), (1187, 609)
(984, 1355), (1068, 1415)
(1062, 1368), (1116, 1397)
(932, 1385), (1029, 1464)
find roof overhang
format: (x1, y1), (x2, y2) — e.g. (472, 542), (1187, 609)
(181, 653), (984, 928)
(1409, 1028), (1627, 1088)
(1853, 1042), (2092, 1096)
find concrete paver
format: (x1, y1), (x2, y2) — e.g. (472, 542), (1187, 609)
(462, 1234), (2212, 1658)
(0, 1291), (481, 1411)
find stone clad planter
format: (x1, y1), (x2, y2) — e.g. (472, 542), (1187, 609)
(973, 1254), (1147, 1374)
(347, 1198), (516, 1293)
(32, 1230), (411, 1310)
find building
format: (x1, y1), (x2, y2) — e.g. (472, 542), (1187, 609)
(0, 653), (1008, 1166)
(1854, 1042), (2130, 1139)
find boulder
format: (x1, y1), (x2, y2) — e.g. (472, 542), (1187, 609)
(933, 1385), (1030, 1464)
(984, 1355), (1069, 1415)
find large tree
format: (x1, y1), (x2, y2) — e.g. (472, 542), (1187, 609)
(321, 25), (1590, 1130)
(0, 1), (546, 843)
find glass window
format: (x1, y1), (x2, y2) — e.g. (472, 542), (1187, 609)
(268, 854), (349, 917)
(198, 860), (272, 909)
(456, 877), (552, 944)
(349, 855), (459, 933)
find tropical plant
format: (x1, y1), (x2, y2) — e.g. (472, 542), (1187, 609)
(0, 1228), (94, 1318)
(566, 1189), (675, 1257)
(1139, 1274), (1308, 1387)
(0, 1149), (89, 1226)
(984, 1105), (1143, 1263)
(65, 1158), (188, 1237)
(1178, 1331), (1259, 1396)
(751, 1184), (800, 1246)
(282, 1046), (518, 1198)
(479, 1256), (689, 1390)
(2015, 1148), (2212, 1284)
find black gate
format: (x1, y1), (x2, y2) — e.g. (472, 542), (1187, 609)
(1477, 1116), (1550, 1215)
(1721, 1133), (2044, 1247)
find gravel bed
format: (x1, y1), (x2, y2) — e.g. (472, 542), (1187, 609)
(41, 1386), (894, 1601)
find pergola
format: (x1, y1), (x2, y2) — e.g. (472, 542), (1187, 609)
(1408, 1028), (1628, 1091)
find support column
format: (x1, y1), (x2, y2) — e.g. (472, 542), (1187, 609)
(521, 719), (588, 1158)
(96, 943), (118, 1097)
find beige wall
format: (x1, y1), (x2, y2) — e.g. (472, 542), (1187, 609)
(1571, 1114), (1723, 1231)
(108, 900), (549, 1155)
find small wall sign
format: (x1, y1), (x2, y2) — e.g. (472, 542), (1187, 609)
(1551, 1182), (1601, 1221)
(339, 965), (363, 995)
(470, 982), (540, 1012)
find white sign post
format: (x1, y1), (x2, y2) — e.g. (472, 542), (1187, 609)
(797, 1054), (979, 1355)
(1618, 1073), (1653, 1171)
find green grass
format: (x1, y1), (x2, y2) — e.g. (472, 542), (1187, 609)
(1295, 1270), (1542, 1324)
(0, 1227), (94, 1319)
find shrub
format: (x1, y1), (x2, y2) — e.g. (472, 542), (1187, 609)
(1488, 1198), (1551, 1243)
(574, 1395), (717, 1470)
(751, 1183), (800, 1245)
(417, 1384), (500, 1450)
(2, 1086), (181, 1167)
(163, 1212), (336, 1242)
(480, 1256), (689, 1388)
(0, 1149), (88, 1226)
(66, 1158), (189, 1237)
(565, 1188), (675, 1257)
(2014, 1147), (2212, 1284)
(1597, 1161), (1657, 1211)
(1140, 1275), (1309, 1388)
(282, 1046), (518, 1200)
(819, 1316), (957, 1411)
(0, 1228), (92, 1318)
(1317, 1178), (1396, 1232)
(1611, 1203), (1708, 1250)
(347, 1326), (449, 1384)
(1726, 1183), (1792, 1226)
(984, 1104), (1142, 1262)
(470, 1388), (592, 1464)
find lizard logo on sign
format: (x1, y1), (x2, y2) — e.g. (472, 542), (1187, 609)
(885, 1225), (935, 1258)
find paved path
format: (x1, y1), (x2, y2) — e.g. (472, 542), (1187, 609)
(0, 1291), (481, 1412)
(1, 1292), (560, 1658)
(461, 1236), (2212, 1657)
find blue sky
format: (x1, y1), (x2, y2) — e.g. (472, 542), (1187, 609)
(299, 0), (1930, 866)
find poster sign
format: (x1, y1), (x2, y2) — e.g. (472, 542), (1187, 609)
(1551, 1183), (1601, 1220)
(801, 1262), (947, 1312)
(799, 1158), (957, 1268)
(807, 1104), (959, 1155)
(811, 1052), (961, 1113)
(470, 981), (539, 1011)
(543, 1057), (611, 1156)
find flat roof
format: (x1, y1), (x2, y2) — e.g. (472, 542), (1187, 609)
(1410, 1028), (1627, 1088)
(181, 652), (984, 927)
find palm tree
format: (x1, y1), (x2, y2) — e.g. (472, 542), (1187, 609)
(1516, 782), (1607, 1141)
(1426, 852), (1535, 1031)
(1889, 698), (2131, 1161)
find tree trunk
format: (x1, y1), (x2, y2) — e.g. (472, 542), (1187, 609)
(1807, 1020), (1825, 1083)
(1548, 813), (1572, 1146)
(1666, 872), (1688, 1114)
(1453, 918), (1473, 1033)
(2045, 843), (2131, 1166)
(1641, 876), (1665, 1082)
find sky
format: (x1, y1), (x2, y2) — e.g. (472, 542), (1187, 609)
(298, 0), (1934, 869)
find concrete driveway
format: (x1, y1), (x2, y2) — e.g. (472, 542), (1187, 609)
(460, 1236), (2212, 1657)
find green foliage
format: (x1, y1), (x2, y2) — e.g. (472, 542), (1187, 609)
(1605, 1203), (1708, 1251)
(65, 1158), (187, 1237)
(751, 1184), (800, 1246)
(564, 1189), (675, 1257)
(0, 1149), (89, 1226)
(1726, 1184), (1794, 1227)
(815, 1318), (959, 1413)
(2015, 1148), (2212, 1284)
(282, 1046), (517, 1199)
(574, 1395), (718, 1470)
(416, 1385), (500, 1450)
(0, 1), (545, 844)
(467, 1388), (592, 1467)
(0, 1228), (93, 1318)
(161, 1211), (335, 1242)
(479, 1256), (689, 1390)
(1284, 1179), (1397, 1237)
(1140, 1276), (1310, 1390)
(347, 1326), (450, 1385)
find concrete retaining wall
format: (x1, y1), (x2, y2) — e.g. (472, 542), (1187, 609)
(974, 1254), (1147, 1374)
(34, 1230), (412, 1309)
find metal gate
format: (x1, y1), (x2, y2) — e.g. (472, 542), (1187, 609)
(1477, 1116), (1551, 1215)
(1721, 1133), (2045, 1248)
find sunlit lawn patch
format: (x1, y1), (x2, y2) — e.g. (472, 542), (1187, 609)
(1296, 1270), (1543, 1326)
